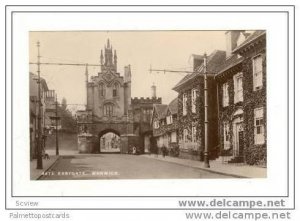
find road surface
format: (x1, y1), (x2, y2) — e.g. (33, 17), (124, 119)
(40, 154), (233, 180)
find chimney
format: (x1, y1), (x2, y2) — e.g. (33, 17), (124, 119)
(192, 54), (204, 71)
(151, 83), (157, 98)
(225, 31), (243, 58)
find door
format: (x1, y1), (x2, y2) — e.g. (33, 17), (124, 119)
(144, 135), (150, 153)
(233, 119), (243, 157)
(238, 130), (244, 157)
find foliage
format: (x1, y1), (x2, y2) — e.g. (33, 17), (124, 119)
(244, 145), (267, 165)
(58, 98), (77, 133)
(217, 47), (267, 166)
(169, 144), (180, 157)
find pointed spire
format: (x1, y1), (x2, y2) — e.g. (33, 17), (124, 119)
(114, 49), (117, 71)
(85, 64), (89, 82)
(100, 50), (103, 65)
(107, 38), (110, 48)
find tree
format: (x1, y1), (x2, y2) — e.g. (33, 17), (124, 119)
(58, 98), (77, 133)
(61, 97), (67, 111)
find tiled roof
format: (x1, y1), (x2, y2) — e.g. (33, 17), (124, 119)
(168, 98), (178, 114)
(30, 72), (49, 91)
(233, 30), (266, 53)
(173, 50), (226, 91)
(216, 54), (243, 75)
(153, 104), (168, 119)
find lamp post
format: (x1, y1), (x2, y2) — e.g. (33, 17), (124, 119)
(36, 41), (43, 169)
(203, 53), (210, 168)
(50, 94), (60, 156)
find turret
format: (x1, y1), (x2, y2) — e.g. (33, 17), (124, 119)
(100, 50), (104, 65)
(124, 65), (132, 115)
(124, 65), (131, 83)
(104, 38), (113, 66)
(114, 50), (117, 72)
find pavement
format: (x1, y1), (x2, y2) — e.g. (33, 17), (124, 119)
(141, 154), (267, 178)
(30, 155), (60, 180)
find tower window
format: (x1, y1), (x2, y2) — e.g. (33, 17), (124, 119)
(113, 83), (119, 97)
(99, 83), (105, 97)
(104, 103), (114, 116)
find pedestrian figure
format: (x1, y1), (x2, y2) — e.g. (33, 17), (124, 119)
(132, 146), (136, 155)
(162, 146), (167, 158)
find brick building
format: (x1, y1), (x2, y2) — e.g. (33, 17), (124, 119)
(172, 50), (226, 160)
(215, 30), (266, 165)
(131, 95), (161, 153)
(152, 98), (179, 155)
(29, 72), (49, 160)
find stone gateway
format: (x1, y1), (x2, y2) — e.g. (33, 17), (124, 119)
(76, 39), (161, 153)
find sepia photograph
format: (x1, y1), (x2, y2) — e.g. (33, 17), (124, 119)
(29, 30), (267, 180)
(5, 3), (296, 216)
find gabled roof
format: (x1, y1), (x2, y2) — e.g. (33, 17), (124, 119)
(167, 98), (178, 115)
(232, 30), (266, 53)
(153, 104), (168, 120)
(173, 50), (226, 91)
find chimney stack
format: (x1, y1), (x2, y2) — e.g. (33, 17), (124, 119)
(225, 30), (243, 58)
(151, 83), (157, 98)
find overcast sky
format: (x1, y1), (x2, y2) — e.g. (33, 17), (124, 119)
(29, 31), (227, 112)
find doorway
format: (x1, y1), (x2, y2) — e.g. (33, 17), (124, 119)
(232, 117), (244, 157)
(99, 131), (121, 153)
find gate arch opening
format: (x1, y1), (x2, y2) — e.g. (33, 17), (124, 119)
(98, 129), (121, 153)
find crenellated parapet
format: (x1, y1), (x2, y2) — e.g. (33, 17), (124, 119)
(131, 97), (162, 105)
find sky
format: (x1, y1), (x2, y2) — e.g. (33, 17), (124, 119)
(29, 31), (227, 112)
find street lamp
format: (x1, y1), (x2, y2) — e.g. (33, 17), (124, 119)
(50, 94), (60, 156)
(36, 41), (43, 169)
(203, 53), (210, 168)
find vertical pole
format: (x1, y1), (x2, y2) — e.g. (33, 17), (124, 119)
(36, 41), (43, 169)
(203, 53), (210, 168)
(85, 64), (88, 109)
(55, 94), (59, 156)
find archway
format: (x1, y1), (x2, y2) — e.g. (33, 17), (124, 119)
(98, 129), (121, 153)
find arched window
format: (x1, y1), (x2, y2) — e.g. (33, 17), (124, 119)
(113, 82), (119, 97)
(104, 103), (114, 116)
(99, 83), (105, 97)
